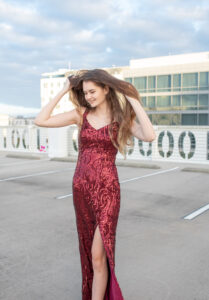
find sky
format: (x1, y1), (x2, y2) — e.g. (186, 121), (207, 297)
(0, 0), (209, 116)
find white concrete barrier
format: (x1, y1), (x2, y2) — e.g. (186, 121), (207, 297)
(0, 125), (209, 164)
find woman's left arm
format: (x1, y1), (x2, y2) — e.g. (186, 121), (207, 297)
(126, 95), (156, 142)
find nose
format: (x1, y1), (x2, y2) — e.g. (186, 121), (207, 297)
(86, 94), (93, 101)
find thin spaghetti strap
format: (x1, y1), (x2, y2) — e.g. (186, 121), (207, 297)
(78, 108), (88, 142)
(80, 107), (88, 130)
(83, 107), (89, 118)
(82, 107), (89, 124)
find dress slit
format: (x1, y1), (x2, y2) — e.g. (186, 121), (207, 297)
(92, 223), (111, 299)
(92, 222), (124, 300)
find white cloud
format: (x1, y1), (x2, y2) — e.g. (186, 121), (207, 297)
(46, 0), (113, 21)
(73, 29), (105, 44)
(0, 22), (12, 30)
(0, 0), (71, 33)
(106, 47), (112, 53)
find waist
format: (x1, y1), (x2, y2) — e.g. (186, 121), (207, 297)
(81, 147), (117, 156)
(78, 149), (117, 164)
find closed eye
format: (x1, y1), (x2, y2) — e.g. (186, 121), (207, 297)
(84, 90), (96, 95)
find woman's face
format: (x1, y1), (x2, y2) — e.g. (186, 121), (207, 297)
(83, 80), (108, 107)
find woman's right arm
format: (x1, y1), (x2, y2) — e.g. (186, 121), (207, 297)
(34, 78), (80, 128)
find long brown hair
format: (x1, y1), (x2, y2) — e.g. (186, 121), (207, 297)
(68, 68), (142, 159)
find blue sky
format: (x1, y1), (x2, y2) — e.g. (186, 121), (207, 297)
(0, 0), (209, 116)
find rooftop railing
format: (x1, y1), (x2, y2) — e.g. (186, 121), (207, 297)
(0, 125), (209, 164)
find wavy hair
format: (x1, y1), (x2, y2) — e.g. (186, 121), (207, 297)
(68, 68), (142, 159)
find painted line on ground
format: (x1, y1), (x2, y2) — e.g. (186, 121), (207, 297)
(183, 204), (209, 220)
(0, 158), (51, 167)
(56, 193), (73, 199)
(0, 168), (75, 182)
(120, 167), (179, 183)
(55, 167), (180, 199)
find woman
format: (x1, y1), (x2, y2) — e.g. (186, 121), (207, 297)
(34, 69), (156, 300)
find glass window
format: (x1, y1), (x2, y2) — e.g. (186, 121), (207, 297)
(134, 77), (147, 92)
(147, 96), (155, 108)
(172, 95), (181, 107)
(171, 114), (181, 125)
(157, 75), (171, 92)
(154, 114), (170, 125)
(157, 96), (171, 107)
(182, 114), (197, 125)
(182, 73), (198, 91)
(198, 114), (208, 125)
(173, 74), (181, 87)
(148, 76), (156, 92)
(199, 94), (208, 110)
(125, 77), (133, 84)
(199, 72), (208, 89)
(148, 114), (152, 122)
(182, 95), (197, 110)
(173, 74), (181, 91)
(150, 114), (180, 125)
(141, 96), (146, 106)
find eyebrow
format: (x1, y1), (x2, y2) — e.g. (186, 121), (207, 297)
(83, 89), (95, 93)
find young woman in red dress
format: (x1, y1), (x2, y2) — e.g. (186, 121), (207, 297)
(34, 69), (156, 300)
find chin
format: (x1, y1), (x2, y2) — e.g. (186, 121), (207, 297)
(90, 102), (97, 106)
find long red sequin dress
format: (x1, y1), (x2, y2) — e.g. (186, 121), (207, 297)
(72, 108), (125, 300)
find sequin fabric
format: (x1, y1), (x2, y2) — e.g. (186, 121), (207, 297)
(72, 108), (125, 300)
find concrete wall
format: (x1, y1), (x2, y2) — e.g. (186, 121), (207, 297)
(0, 125), (209, 164)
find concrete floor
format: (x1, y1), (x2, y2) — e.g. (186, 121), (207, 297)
(0, 152), (209, 300)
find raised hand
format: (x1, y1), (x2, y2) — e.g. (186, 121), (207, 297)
(62, 77), (72, 94)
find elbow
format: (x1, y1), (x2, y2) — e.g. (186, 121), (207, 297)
(34, 119), (42, 127)
(144, 133), (156, 142)
(149, 130), (157, 142)
(34, 120), (39, 126)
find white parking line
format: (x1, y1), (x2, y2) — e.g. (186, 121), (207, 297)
(120, 167), (179, 183)
(183, 204), (209, 220)
(0, 158), (50, 167)
(55, 167), (180, 199)
(56, 193), (73, 199)
(0, 168), (75, 182)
